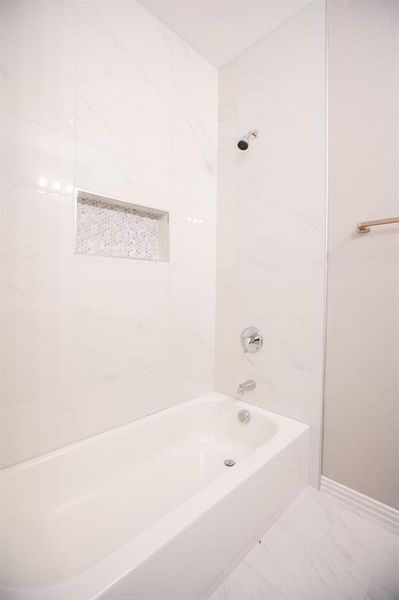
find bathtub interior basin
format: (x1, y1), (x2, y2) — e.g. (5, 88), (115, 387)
(0, 392), (309, 598)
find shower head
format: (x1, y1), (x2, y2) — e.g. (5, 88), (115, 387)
(237, 129), (258, 151)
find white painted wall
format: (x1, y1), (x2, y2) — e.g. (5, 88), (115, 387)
(215, 0), (326, 485)
(0, 0), (218, 467)
(323, 0), (399, 509)
(139, 0), (312, 67)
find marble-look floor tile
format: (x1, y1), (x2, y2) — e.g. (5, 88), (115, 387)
(209, 488), (399, 600)
(210, 562), (286, 600)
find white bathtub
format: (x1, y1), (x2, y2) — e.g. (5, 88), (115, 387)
(0, 392), (309, 600)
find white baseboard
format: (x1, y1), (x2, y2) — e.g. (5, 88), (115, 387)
(320, 476), (399, 533)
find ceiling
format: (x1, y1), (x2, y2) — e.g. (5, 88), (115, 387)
(139, 0), (312, 67)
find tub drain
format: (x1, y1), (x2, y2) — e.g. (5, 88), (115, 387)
(224, 458), (236, 467)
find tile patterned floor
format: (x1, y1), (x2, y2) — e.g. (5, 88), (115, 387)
(209, 488), (399, 600)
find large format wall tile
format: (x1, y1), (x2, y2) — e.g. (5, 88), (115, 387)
(216, 0), (326, 486)
(0, 256), (75, 465)
(0, 112), (76, 194)
(1, 184), (75, 259)
(0, 0), (217, 466)
(0, 0), (77, 134)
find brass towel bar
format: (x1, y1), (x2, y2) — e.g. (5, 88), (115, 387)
(357, 216), (399, 233)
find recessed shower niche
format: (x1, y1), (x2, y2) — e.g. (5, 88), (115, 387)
(75, 190), (169, 261)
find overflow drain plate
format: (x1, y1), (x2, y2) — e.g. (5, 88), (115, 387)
(224, 458), (236, 467)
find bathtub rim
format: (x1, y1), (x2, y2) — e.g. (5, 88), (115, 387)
(0, 391), (306, 476)
(0, 392), (309, 599)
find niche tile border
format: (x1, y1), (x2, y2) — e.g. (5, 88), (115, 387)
(75, 189), (169, 261)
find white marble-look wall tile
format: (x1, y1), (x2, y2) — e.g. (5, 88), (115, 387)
(0, 184), (75, 259)
(0, 0), (79, 466)
(0, 0), (217, 466)
(74, 0), (217, 444)
(0, 256), (76, 465)
(0, 112), (76, 195)
(72, 257), (171, 411)
(170, 39), (218, 185)
(75, 139), (170, 212)
(76, 0), (174, 203)
(0, 0), (78, 135)
(216, 0), (326, 485)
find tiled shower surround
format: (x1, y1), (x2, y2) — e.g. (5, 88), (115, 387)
(0, 0), (217, 466)
(0, 0), (326, 480)
(215, 0), (326, 485)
